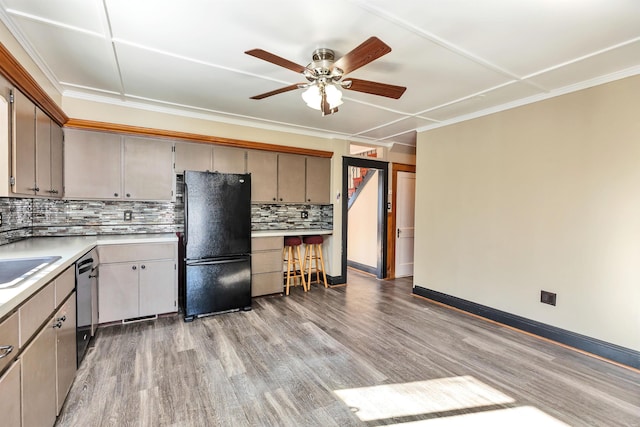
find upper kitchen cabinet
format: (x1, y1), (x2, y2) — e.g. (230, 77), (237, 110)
(10, 90), (63, 198)
(247, 150), (278, 202)
(64, 129), (122, 199)
(212, 146), (246, 173)
(174, 143), (245, 174)
(174, 141), (212, 173)
(277, 153), (306, 203)
(64, 130), (174, 201)
(123, 136), (173, 200)
(305, 156), (330, 204)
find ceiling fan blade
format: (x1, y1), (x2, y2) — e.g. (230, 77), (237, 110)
(250, 83), (302, 100)
(344, 78), (406, 99)
(245, 49), (307, 74)
(333, 37), (392, 75)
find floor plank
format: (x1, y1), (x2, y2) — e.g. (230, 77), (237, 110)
(56, 270), (640, 426)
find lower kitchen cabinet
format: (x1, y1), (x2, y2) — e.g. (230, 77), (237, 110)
(0, 359), (21, 427)
(98, 242), (178, 323)
(22, 316), (57, 427)
(251, 236), (284, 297)
(55, 294), (77, 414)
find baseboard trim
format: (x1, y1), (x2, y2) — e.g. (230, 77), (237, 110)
(347, 260), (377, 276)
(413, 286), (640, 370)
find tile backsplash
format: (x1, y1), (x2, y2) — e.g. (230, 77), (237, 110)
(0, 196), (333, 246)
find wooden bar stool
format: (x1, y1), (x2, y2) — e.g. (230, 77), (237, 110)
(282, 236), (307, 295)
(302, 235), (328, 289)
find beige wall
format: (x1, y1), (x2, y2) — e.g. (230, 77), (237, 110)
(347, 170), (379, 268)
(414, 75), (640, 351)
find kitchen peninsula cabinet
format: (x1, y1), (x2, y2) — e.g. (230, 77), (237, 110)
(98, 242), (178, 323)
(55, 294), (76, 414)
(65, 129), (174, 201)
(251, 236), (284, 296)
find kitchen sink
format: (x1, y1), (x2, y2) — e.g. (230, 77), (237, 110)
(0, 256), (61, 289)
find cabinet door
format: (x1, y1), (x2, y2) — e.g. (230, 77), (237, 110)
(35, 108), (51, 196)
(213, 146), (246, 173)
(21, 318), (57, 427)
(0, 359), (20, 427)
(247, 150), (277, 202)
(305, 156), (331, 203)
(277, 153), (306, 202)
(138, 259), (176, 317)
(175, 141), (212, 173)
(12, 89), (36, 195)
(64, 129), (122, 199)
(123, 136), (173, 200)
(99, 262), (139, 323)
(49, 122), (64, 197)
(55, 293), (76, 414)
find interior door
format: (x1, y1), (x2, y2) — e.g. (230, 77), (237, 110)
(395, 171), (415, 277)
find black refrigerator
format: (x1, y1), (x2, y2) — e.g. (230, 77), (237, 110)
(183, 171), (252, 321)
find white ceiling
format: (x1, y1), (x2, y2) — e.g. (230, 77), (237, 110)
(1, 0), (639, 147)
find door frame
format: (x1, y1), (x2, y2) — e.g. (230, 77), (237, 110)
(341, 156), (389, 281)
(389, 163), (416, 278)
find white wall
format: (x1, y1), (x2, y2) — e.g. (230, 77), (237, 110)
(414, 75), (640, 351)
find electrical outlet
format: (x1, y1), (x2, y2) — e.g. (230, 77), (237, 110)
(124, 210), (132, 221)
(301, 211), (308, 219)
(540, 290), (557, 306)
(0, 212), (2, 226)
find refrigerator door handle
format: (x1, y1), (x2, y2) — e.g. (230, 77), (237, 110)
(183, 181), (189, 247)
(187, 257), (249, 266)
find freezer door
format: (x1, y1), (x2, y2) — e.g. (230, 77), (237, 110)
(184, 256), (251, 319)
(184, 171), (251, 259)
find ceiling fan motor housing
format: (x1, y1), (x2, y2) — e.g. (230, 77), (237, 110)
(306, 48), (343, 82)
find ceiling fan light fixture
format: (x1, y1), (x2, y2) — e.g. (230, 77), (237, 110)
(302, 83), (343, 111)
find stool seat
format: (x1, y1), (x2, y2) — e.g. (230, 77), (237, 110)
(302, 235), (323, 245)
(284, 236), (302, 246)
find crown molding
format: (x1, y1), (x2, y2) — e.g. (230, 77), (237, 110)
(0, 42), (67, 126)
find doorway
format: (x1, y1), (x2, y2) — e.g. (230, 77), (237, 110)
(394, 171), (415, 277)
(341, 156), (388, 281)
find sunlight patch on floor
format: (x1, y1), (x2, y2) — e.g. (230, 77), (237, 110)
(382, 405), (570, 426)
(333, 376), (515, 422)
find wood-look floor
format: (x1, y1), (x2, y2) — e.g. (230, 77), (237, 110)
(56, 270), (640, 427)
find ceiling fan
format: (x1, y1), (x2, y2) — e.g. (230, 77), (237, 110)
(245, 37), (406, 116)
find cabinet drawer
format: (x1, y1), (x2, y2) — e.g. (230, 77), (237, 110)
(251, 251), (282, 274)
(19, 281), (55, 347)
(98, 243), (175, 263)
(251, 272), (283, 297)
(252, 236), (283, 251)
(55, 266), (75, 306)
(0, 312), (19, 373)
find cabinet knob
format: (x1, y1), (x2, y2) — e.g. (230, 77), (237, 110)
(279, 198), (283, 201)
(141, 265), (146, 270)
(272, 197), (276, 201)
(126, 193), (131, 198)
(307, 198), (311, 202)
(28, 187), (40, 192)
(114, 193), (119, 197)
(53, 321), (62, 329)
(132, 265), (137, 270)
(57, 315), (67, 322)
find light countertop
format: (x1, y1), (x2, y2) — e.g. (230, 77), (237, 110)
(251, 229), (332, 238)
(0, 233), (178, 320)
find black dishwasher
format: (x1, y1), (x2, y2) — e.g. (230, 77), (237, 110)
(76, 249), (97, 366)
